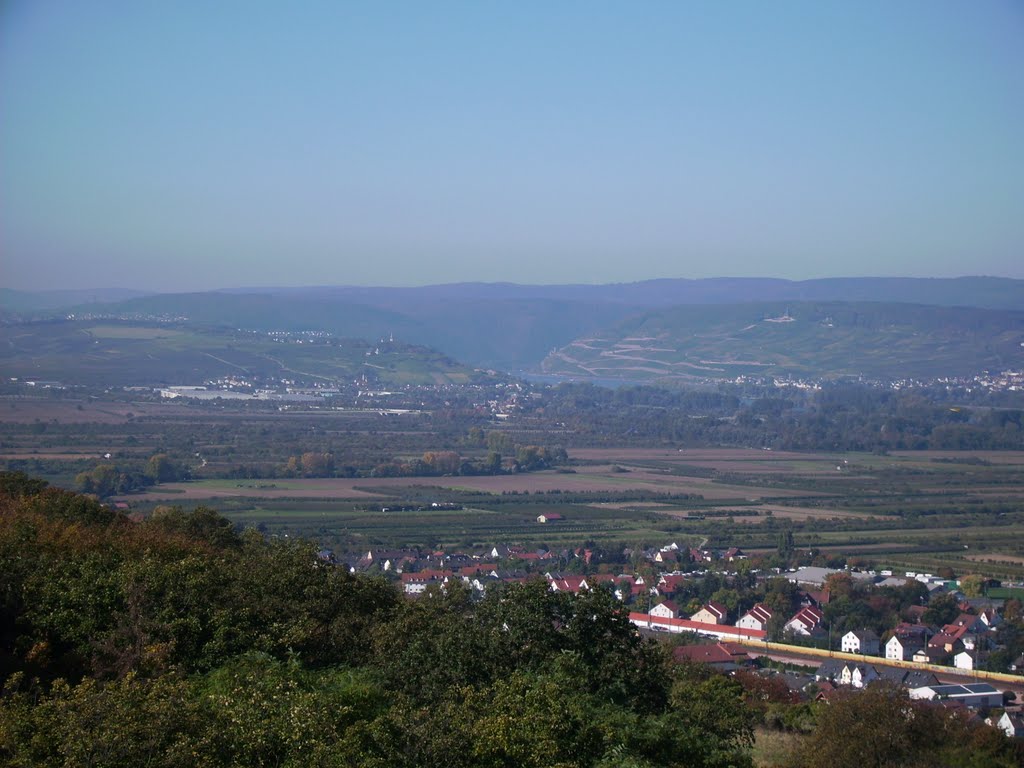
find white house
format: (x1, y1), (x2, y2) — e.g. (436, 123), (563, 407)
(736, 603), (773, 632)
(650, 600), (680, 620)
(839, 663), (879, 689)
(997, 711), (1024, 738)
(784, 606), (824, 637)
(953, 650), (987, 671)
(979, 608), (1001, 629)
(537, 513), (563, 524)
(954, 650), (974, 670)
(841, 629), (880, 655)
(886, 634), (925, 661)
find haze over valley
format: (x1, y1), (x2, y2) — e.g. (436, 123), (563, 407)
(2, 3), (1024, 766)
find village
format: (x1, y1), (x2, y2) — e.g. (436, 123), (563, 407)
(324, 538), (1024, 739)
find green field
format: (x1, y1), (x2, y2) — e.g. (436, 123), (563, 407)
(107, 448), (1024, 577)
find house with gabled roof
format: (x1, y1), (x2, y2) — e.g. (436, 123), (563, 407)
(736, 603), (773, 632)
(928, 631), (962, 655)
(885, 623), (930, 660)
(784, 606), (824, 636)
(400, 569), (453, 595)
(691, 601), (728, 625)
(841, 629), (880, 655)
(673, 642), (749, 669)
(814, 681), (840, 703)
(650, 600), (681, 620)
(823, 662), (938, 691)
(978, 607), (1001, 629)
(800, 588), (831, 607)
(886, 633), (925, 661)
(953, 649), (986, 671)
(689, 547), (713, 563)
(656, 574), (688, 596)
(459, 563), (498, 577)
(548, 575), (589, 594)
(814, 659), (847, 682)
(948, 613), (988, 635)
(655, 549), (679, 565)
(358, 548), (419, 572)
(996, 711), (1024, 738)
(839, 663), (879, 689)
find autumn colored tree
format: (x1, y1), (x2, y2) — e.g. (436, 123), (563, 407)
(958, 573), (986, 598)
(796, 682), (1018, 768)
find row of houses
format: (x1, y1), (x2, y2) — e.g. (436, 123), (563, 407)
(400, 569), (647, 598)
(880, 611), (1000, 670)
(643, 542), (746, 567)
(338, 543), (599, 575)
(634, 595), (1005, 673)
(326, 543), (1019, 680)
(642, 598), (824, 638)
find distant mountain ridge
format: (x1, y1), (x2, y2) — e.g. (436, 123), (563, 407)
(3, 277), (1023, 374)
(0, 287), (155, 312)
(221, 275), (1024, 309)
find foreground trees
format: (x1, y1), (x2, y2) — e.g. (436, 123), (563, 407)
(0, 472), (1019, 767)
(797, 683), (1020, 768)
(0, 473), (755, 768)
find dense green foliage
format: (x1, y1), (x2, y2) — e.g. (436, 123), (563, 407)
(1, 473), (1021, 766)
(795, 683), (1020, 768)
(0, 473), (756, 767)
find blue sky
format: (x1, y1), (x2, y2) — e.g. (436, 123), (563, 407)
(1, 1), (1022, 290)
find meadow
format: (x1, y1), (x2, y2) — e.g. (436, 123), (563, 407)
(112, 447), (1024, 577)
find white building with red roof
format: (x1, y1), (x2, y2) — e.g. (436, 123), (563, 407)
(736, 603), (773, 632)
(784, 605), (825, 636)
(691, 601), (729, 625)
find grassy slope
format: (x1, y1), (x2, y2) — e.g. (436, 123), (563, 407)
(542, 301), (1024, 380)
(0, 320), (478, 387)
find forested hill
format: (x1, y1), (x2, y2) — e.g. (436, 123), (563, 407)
(542, 302), (1024, 382)
(4, 276), (1023, 372)
(0, 473), (1019, 767)
(0, 320), (483, 388)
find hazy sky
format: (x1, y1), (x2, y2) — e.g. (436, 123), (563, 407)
(2, 2), (1022, 291)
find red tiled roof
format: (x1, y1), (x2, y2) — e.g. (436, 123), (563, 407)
(549, 575), (588, 593)
(788, 605), (824, 628)
(705, 601), (728, 618)
(673, 642), (748, 665)
(744, 603), (773, 622)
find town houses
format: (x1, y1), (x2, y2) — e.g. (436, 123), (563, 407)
(323, 535), (1022, 698)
